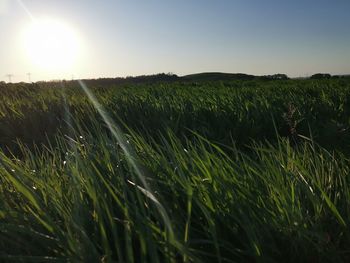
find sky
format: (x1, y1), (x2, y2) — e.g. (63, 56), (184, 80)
(0, 0), (350, 82)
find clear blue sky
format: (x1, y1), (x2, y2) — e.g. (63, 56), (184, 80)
(1, 0), (350, 82)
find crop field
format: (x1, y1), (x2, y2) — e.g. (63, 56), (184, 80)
(1, 77), (350, 262)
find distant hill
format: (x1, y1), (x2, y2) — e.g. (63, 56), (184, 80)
(182, 72), (290, 81)
(7, 72), (350, 86)
(182, 72), (256, 81)
(56, 72), (285, 87)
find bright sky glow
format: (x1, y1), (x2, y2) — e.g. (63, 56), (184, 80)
(0, 0), (350, 82)
(22, 18), (80, 73)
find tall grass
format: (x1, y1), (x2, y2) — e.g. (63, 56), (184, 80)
(1, 78), (350, 153)
(1, 119), (350, 262)
(1, 78), (350, 262)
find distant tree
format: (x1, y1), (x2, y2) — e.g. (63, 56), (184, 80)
(273, 74), (289, 80)
(260, 74), (289, 80)
(310, 73), (331, 79)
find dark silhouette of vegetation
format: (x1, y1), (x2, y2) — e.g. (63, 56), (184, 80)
(261, 74), (289, 80)
(310, 73), (332, 79)
(64, 73), (181, 87)
(182, 72), (257, 81)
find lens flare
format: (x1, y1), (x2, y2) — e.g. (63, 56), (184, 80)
(77, 80), (174, 237)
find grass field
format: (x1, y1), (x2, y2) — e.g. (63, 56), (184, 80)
(1, 77), (350, 262)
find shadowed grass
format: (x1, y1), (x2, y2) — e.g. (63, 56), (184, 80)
(1, 119), (350, 262)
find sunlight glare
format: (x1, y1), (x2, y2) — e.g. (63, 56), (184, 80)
(23, 18), (81, 73)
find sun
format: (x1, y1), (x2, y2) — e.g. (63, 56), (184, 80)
(22, 17), (81, 73)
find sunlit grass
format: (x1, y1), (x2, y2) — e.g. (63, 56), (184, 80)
(1, 120), (350, 262)
(1, 78), (350, 261)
